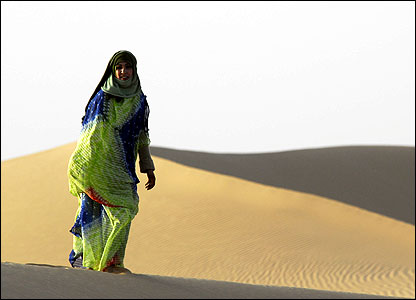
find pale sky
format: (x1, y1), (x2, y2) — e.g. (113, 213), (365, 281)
(1, 1), (415, 161)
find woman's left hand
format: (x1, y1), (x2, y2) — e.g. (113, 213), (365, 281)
(145, 170), (156, 190)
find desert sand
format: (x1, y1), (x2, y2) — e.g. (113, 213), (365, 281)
(150, 146), (415, 225)
(1, 262), (399, 299)
(1, 142), (414, 298)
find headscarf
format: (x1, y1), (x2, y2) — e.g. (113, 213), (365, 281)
(82, 50), (142, 123)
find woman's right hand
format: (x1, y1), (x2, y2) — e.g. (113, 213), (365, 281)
(145, 170), (156, 190)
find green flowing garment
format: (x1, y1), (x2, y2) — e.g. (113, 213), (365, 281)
(70, 193), (134, 271)
(68, 50), (150, 271)
(67, 89), (150, 214)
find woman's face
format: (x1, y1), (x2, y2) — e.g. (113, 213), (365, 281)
(115, 61), (133, 81)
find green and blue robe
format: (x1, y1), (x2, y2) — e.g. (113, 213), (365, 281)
(68, 89), (150, 271)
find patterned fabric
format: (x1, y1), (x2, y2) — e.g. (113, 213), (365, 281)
(67, 89), (150, 211)
(67, 89), (150, 270)
(69, 193), (133, 271)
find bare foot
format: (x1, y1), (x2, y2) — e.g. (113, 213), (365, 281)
(103, 266), (132, 275)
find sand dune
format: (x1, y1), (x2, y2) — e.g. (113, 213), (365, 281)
(1, 262), (400, 299)
(1, 142), (415, 298)
(150, 145), (415, 225)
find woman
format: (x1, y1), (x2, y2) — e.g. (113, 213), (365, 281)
(67, 50), (156, 274)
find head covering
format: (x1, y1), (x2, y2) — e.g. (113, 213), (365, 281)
(82, 50), (142, 123)
(101, 50), (142, 98)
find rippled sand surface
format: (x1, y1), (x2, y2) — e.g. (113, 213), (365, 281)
(1, 143), (414, 298)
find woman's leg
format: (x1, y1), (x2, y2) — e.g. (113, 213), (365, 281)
(69, 193), (135, 272)
(69, 193), (106, 270)
(99, 205), (133, 271)
(69, 195), (85, 268)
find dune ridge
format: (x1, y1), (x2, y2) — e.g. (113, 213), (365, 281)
(1, 142), (414, 298)
(150, 145), (415, 225)
(1, 262), (401, 299)
(128, 157), (414, 298)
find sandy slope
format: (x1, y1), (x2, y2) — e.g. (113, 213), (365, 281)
(150, 146), (415, 225)
(1, 142), (414, 298)
(1, 262), (400, 299)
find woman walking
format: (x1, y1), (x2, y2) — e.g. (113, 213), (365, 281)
(67, 50), (156, 274)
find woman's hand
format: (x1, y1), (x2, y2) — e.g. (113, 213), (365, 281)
(145, 170), (156, 190)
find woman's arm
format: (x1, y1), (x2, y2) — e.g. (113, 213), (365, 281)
(138, 142), (156, 190)
(145, 169), (156, 190)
